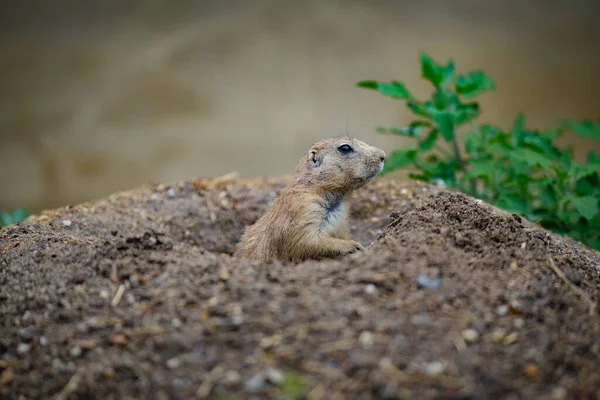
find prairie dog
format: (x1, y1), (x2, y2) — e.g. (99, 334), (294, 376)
(235, 137), (385, 262)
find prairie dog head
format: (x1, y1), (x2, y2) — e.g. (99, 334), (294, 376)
(295, 137), (386, 192)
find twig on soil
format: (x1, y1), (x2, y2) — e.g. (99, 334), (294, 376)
(307, 383), (327, 400)
(547, 256), (597, 316)
(111, 284), (126, 308)
(196, 365), (224, 399)
(320, 338), (357, 353)
(54, 370), (82, 400)
(212, 171), (239, 185)
(379, 358), (472, 393)
(204, 195), (217, 222)
(110, 263), (119, 283)
(301, 360), (349, 381)
(124, 326), (166, 336)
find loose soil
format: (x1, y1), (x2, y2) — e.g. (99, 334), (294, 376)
(1, 177), (599, 400)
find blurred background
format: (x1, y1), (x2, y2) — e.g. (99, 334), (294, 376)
(1, 0), (600, 213)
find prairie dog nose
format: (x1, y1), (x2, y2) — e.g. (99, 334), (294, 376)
(379, 150), (386, 162)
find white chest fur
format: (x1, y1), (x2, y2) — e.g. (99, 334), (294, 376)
(319, 197), (347, 235)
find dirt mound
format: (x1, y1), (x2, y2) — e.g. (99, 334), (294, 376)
(1, 178), (599, 399)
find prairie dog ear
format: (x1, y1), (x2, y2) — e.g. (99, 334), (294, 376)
(309, 148), (324, 167)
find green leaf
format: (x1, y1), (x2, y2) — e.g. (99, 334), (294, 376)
(377, 121), (432, 138)
(406, 101), (431, 118)
(575, 173), (599, 196)
(522, 134), (561, 159)
(433, 111), (456, 142)
(419, 51), (445, 88)
(509, 113), (528, 147)
(442, 60), (456, 86)
(278, 372), (309, 400)
(509, 148), (552, 169)
(408, 172), (429, 182)
(416, 158), (459, 187)
(562, 119), (600, 141)
(569, 196), (599, 220)
(418, 129), (439, 151)
(540, 128), (562, 140)
(455, 70), (496, 98)
(569, 162), (600, 181)
(382, 147), (418, 173)
(1, 211), (13, 227)
(511, 113), (525, 135)
(11, 208), (28, 223)
(495, 194), (529, 215)
(537, 183), (558, 209)
(463, 157), (495, 180)
(588, 151), (600, 164)
(357, 80), (414, 100)
(455, 102), (480, 125)
(432, 90), (451, 110)
(1, 208), (28, 227)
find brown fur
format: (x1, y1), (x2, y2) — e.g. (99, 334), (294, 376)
(235, 137), (385, 262)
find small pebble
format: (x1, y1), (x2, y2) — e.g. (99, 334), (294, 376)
(224, 370), (241, 385)
(17, 343), (30, 354)
(0, 368), (14, 385)
(52, 359), (67, 372)
(265, 368), (284, 384)
(514, 318), (525, 329)
(503, 332), (519, 345)
(166, 358), (180, 369)
(510, 299), (523, 312)
(69, 346), (82, 358)
(172, 378), (185, 387)
(490, 328), (507, 342)
(245, 374), (266, 392)
(414, 274), (442, 290)
(461, 329), (479, 343)
(423, 361), (445, 376)
(104, 367), (116, 378)
(364, 284), (377, 295)
(232, 305), (244, 325)
(550, 387), (567, 400)
(171, 318), (183, 329)
(39, 336), (47, 346)
(523, 362), (538, 378)
(359, 331), (374, 349)
(99, 289), (109, 299)
(166, 188), (176, 198)
(496, 305), (509, 316)
(220, 266), (230, 282)
(19, 328), (32, 341)
(62, 220), (72, 227)
(112, 333), (128, 345)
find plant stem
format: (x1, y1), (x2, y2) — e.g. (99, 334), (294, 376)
(451, 136), (463, 166)
(451, 134), (478, 195)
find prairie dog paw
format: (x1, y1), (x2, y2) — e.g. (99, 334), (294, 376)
(342, 241), (364, 255)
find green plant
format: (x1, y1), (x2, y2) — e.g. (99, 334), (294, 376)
(277, 371), (309, 400)
(1, 208), (28, 227)
(357, 51), (600, 250)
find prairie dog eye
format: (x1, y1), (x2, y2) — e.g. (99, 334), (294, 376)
(337, 144), (354, 154)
